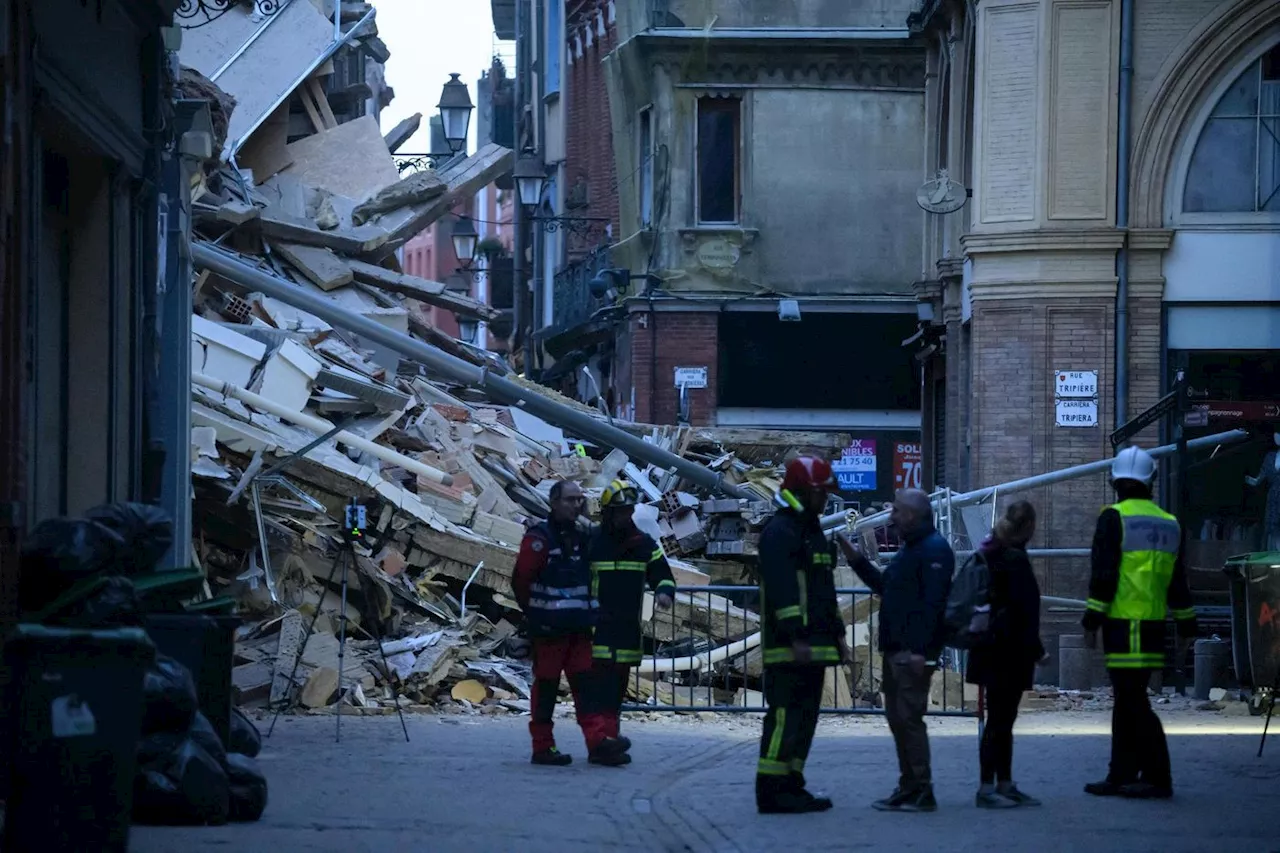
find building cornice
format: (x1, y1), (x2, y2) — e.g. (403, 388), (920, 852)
(962, 229), (1127, 254)
(623, 295), (916, 314)
(648, 45), (927, 91)
(1127, 228), (1174, 252)
(638, 28), (913, 43)
(968, 280), (1118, 301)
(935, 257), (964, 279)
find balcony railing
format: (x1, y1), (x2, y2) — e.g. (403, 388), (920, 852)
(545, 245), (611, 338)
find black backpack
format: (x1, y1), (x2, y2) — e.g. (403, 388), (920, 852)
(943, 551), (992, 649)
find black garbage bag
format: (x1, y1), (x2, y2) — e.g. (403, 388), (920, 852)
(18, 517), (124, 612)
(137, 731), (186, 768)
(46, 575), (142, 629)
(189, 710), (228, 767)
(229, 706), (262, 758)
(141, 654), (199, 735)
(84, 501), (174, 574)
(132, 769), (185, 821)
(225, 753), (269, 822)
(132, 738), (230, 826)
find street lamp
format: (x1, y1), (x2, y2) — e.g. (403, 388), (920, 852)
(437, 73), (474, 154)
(513, 151), (547, 209)
(451, 215), (478, 266)
(457, 317), (479, 345)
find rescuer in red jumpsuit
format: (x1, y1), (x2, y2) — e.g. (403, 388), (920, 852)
(512, 480), (597, 765)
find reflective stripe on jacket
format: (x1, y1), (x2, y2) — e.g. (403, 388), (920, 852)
(1085, 499), (1195, 669)
(758, 493), (844, 667)
(589, 530), (675, 663)
(523, 522), (596, 636)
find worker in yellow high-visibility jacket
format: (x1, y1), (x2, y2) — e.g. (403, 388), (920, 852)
(1082, 446), (1196, 801)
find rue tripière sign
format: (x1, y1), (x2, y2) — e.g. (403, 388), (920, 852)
(1055, 370), (1099, 428)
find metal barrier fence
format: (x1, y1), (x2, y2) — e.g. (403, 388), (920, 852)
(623, 585), (979, 718)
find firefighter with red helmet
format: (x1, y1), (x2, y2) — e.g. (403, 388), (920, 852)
(584, 479), (676, 766)
(755, 456), (850, 814)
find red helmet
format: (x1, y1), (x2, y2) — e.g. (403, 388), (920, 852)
(781, 456), (838, 493)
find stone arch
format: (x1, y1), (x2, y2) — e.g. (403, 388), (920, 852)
(1129, 0), (1280, 227)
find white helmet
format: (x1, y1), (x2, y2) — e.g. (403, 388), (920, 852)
(1112, 446), (1157, 485)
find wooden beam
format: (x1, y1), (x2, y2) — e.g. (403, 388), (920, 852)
(409, 525), (518, 594)
(298, 85), (327, 134)
(407, 313), (487, 368)
(380, 144), (515, 250)
(348, 259), (499, 320)
(306, 77), (339, 130)
(258, 212), (390, 254)
(271, 242), (354, 291)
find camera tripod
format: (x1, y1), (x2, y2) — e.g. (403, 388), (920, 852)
(266, 500), (410, 744)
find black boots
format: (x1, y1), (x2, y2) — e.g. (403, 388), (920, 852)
(531, 747), (573, 766)
(1085, 779), (1172, 799)
(871, 785), (938, 812)
(756, 775), (834, 814)
(589, 737), (632, 767)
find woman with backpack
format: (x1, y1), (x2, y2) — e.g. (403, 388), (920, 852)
(966, 500), (1045, 808)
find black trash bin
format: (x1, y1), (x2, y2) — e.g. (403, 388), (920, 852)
(1, 624), (154, 853)
(142, 614), (240, 747)
(1224, 552), (1280, 693)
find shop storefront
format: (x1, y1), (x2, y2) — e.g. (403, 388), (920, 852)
(1173, 358), (1280, 573)
(1158, 36), (1280, 576)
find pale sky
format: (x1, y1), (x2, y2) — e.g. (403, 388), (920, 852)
(375, 0), (514, 154)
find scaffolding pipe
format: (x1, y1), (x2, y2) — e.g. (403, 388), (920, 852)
(192, 243), (747, 498)
(823, 428), (1250, 534)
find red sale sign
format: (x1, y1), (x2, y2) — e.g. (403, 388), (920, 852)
(893, 442), (923, 490)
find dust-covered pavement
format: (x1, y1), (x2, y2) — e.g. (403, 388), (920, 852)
(129, 707), (1280, 853)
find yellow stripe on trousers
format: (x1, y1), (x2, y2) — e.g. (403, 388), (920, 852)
(767, 707), (786, 761)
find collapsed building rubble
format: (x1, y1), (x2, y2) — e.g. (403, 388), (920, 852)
(176, 2), (911, 718)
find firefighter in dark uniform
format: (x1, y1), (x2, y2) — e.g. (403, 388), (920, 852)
(756, 456), (849, 814)
(512, 480), (598, 765)
(1082, 446), (1197, 800)
(585, 479), (676, 766)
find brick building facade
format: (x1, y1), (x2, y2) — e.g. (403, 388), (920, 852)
(543, 0), (928, 463)
(564, 0), (619, 249)
(911, 0), (1280, 599)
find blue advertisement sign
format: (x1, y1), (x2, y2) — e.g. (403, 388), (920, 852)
(833, 439), (878, 492)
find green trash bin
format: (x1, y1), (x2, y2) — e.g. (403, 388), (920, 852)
(142, 614), (240, 747)
(1, 624), (154, 853)
(1223, 551), (1280, 694)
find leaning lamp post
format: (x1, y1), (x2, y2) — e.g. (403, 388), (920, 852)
(438, 73), (474, 154)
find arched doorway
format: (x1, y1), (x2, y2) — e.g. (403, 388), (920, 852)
(1153, 31), (1280, 560)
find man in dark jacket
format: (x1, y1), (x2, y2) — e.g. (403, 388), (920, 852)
(512, 481), (596, 765)
(756, 456), (849, 814)
(1082, 446), (1196, 800)
(838, 488), (953, 812)
(587, 479), (675, 766)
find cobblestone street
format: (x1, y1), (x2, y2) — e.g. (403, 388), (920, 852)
(131, 708), (1280, 853)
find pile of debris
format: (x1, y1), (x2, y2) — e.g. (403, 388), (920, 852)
(175, 2), (893, 716)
